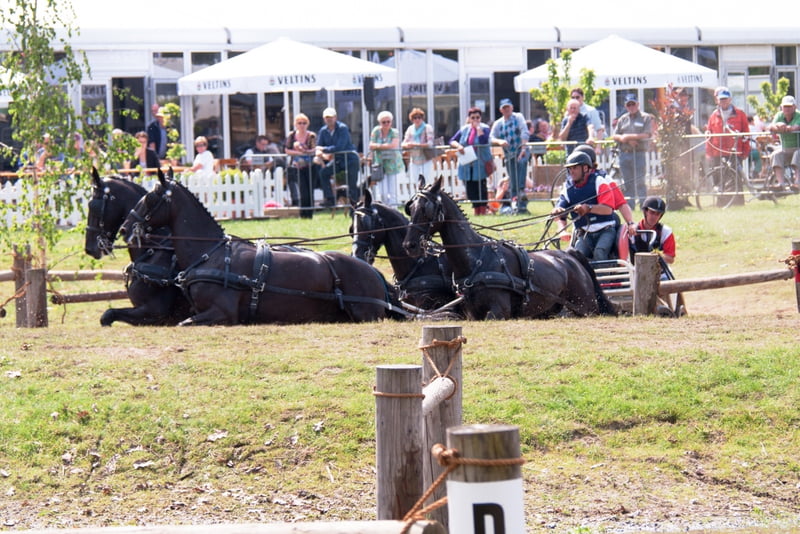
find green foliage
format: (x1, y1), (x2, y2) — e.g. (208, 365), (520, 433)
(654, 94), (695, 205)
(528, 49), (610, 138)
(747, 77), (791, 121)
(162, 102), (186, 163)
(543, 149), (566, 165)
(0, 0), (87, 267)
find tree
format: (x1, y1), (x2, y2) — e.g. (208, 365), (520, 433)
(747, 77), (791, 122)
(528, 49), (610, 139)
(0, 0), (88, 325)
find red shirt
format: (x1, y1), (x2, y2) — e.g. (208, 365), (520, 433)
(705, 105), (750, 159)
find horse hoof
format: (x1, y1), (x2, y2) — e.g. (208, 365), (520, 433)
(100, 311), (114, 326)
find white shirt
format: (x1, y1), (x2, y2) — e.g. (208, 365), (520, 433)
(192, 150), (215, 173)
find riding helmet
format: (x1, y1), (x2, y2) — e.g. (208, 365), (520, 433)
(563, 151), (593, 168)
(642, 196), (667, 213)
(573, 144), (597, 166)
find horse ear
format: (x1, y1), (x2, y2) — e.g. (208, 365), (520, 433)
(91, 167), (101, 188)
(431, 175), (443, 194)
(158, 167), (167, 186)
(417, 174), (426, 190)
(168, 166), (175, 180)
(363, 188), (373, 207)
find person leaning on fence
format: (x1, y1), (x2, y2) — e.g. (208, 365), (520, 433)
(704, 86), (750, 182)
(402, 107), (436, 183)
(450, 106), (493, 216)
(630, 196), (676, 281)
(527, 117), (551, 164)
(613, 93), (655, 210)
(316, 107), (360, 206)
(368, 110), (404, 206)
(128, 131), (160, 172)
(551, 151), (617, 261)
(767, 95), (800, 191)
(570, 86), (606, 140)
(490, 98), (530, 215)
(285, 113), (319, 218)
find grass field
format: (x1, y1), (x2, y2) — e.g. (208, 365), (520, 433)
(1, 193), (799, 532)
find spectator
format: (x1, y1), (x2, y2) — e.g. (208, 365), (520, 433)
(128, 131), (160, 172)
(767, 95), (800, 190)
(189, 135), (214, 173)
(528, 117), (551, 164)
(551, 151), (617, 261)
(402, 107), (436, 183)
(450, 106), (493, 215)
(146, 105), (168, 159)
(613, 93), (655, 209)
(285, 113), (319, 217)
(630, 196), (676, 280)
(704, 86), (750, 181)
(241, 134), (284, 172)
(316, 107), (360, 206)
(368, 110), (404, 206)
(490, 98), (530, 214)
(559, 98), (595, 155)
(569, 87), (606, 139)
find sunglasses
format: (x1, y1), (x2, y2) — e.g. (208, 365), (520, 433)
(296, 121), (308, 125)
(195, 143), (207, 147)
(412, 115), (423, 119)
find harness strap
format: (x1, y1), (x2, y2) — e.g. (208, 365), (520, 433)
(249, 242), (272, 321)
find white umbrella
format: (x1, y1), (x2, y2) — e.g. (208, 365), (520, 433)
(514, 34), (717, 92)
(381, 50), (459, 84)
(178, 37), (396, 96)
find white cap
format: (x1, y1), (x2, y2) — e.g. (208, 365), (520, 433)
(322, 107), (337, 118)
(781, 95), (796, 107)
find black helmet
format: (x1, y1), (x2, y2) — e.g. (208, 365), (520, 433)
(563, 151), (593, 168)
(642, 196), (666, 214)
(573, 144), (597, 166)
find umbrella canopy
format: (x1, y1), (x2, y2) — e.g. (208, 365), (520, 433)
(178, 37), (396, 96)
(381, 50), (459, 84)
(514, 35), (718, 92)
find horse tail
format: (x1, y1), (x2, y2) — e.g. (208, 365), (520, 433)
(566, 249), (619, 316)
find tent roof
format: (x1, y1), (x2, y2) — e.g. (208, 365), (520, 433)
(514, 35), (718, 92)
(177, 38), (395, 95)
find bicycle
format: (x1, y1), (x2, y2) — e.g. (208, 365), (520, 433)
(548, 145), (620, 205)
(694, 153), (744, 209)
(748, 143), (800, 202)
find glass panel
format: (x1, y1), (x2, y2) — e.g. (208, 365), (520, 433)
(431, 50), (459, 143)
(264, 93), (285, 150)
(396, 49), (427, 142)
(191, 52), (222, 157)
(469, 77), (490, 117)
(777, 70), (796, 99)
(112, 77), (145, 134)
(369, 49), (396, 125)
(229, 93), (256, 157)
(299, 89), (328, 134)
(775, 46), (796, 67)
(152, 52), (184, 77)
(333, 88), (364, 152)
(697, 47), (719, 124)
(670, 47), (693, 62)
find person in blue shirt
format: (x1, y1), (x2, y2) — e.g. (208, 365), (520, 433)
(315, 107), (360, 206)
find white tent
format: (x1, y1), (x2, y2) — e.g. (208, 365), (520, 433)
(514, 34), (717, 92)
(381, 50), (458, 84)
(178, 37), (396, 96)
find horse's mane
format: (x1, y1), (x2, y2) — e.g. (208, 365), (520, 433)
(169, 179), (225, 236)
(373, 201), (409, 226)
(103, 176), (147, 197)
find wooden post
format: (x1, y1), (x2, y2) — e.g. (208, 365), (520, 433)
(375, 364), (424, 520)
(13, 244), (31, 327)
(420, 325), (463, 528)
(25, 267), (48, 327)
(793, 238), (800, 313)
(445, 424), (525, 534)
(633, 253), (660, 316)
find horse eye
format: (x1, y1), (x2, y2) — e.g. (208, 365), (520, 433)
(165, 189), (172, 197)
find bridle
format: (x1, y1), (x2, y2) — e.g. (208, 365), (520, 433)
(405, 189), (445, 243)
(351, 206), (381, 264)
(126, 184), (173, 249)
(86, 186), (117, 256)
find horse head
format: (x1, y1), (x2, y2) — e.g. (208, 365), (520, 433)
(350, 188), (381, 263)
(403, 175), (445, 258)
(119, 168), (173, 247)
(85, 167), (147, 259)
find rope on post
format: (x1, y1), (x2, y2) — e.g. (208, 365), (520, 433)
(400, 444), (526, 534)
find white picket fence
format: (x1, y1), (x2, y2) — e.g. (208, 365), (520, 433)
(0, 151), (664, 223)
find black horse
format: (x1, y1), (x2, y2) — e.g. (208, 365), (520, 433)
(350, 189), (460, 314)
(402, 176), (617, 320)
(84, 168), (191, 326)
(118, 173), (406, 325)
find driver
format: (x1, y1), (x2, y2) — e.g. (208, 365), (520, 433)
(630, 196), (676, 280)
(550, 151), (617, 261)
